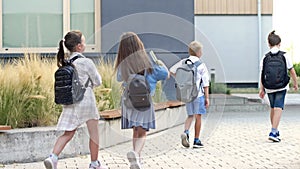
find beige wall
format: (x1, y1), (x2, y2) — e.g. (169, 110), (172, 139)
(195, 0), (273, 15)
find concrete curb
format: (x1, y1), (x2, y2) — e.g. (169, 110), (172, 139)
(0, 106), (187, 164)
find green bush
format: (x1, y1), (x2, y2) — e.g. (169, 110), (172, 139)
(293, 63), (300, 76)
(0, 54), (60, 128)
(0, 55), (123, 128)
(0, 55), (170, 128)
(210, 83), (231, 95)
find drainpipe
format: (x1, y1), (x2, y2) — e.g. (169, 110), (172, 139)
(257, 0), (262, 88)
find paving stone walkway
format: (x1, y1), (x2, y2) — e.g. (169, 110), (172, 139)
(2, 104), (300, 169)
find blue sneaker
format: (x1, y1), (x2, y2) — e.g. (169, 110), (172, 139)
(193, 140), (204, 148)
(269, 132), (281, 142)
(276, 131), (280, 137)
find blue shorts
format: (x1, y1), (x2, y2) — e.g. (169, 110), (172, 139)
(267, 89), (286, 110)
(186, 95), (206, 116)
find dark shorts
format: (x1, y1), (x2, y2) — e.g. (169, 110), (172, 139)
(267, 89), (287, 109)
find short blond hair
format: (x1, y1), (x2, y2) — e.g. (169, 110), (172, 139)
(188, 41), (203, 56)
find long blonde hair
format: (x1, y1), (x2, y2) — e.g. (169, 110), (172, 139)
(114, 32), (152, 81)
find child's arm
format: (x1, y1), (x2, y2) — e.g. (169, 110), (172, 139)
(203, 86), (209, 109)
(289, 68), (298, 91)
(87, 59), (102, 87)
(156, 60), (170, 79)
(259, 81), (265, 99)
(169, 60), (182, 77)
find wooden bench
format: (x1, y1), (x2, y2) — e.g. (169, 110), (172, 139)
(99, 101), (184, 120)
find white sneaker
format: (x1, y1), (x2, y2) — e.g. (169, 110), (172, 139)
(89, 160), (108, 169)
(44, 157), (57, 169)
(127, 151), (142, 169)
(181, 133), (190, 148)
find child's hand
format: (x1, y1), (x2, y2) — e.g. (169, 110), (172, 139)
(259, 89), (265, 99)
(205, 98), (209, 109)
(156, 60), (164, 66)
(293, 84), (299, 91)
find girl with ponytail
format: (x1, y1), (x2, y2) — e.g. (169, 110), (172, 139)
(44, 30), (107, 169)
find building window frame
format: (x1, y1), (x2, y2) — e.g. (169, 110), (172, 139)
(0, 0), (100, 54)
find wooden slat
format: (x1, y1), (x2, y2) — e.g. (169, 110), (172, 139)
(208, 0), (216, 14)
(215, 0), (222, 14)
(220, 0), (227, 14)
(262, 0), (273, 14)
(250, 0), (258, 14)
(195, 0), (273, 15)
(239, 0), (246, 14)
(166, 101), (185, 107)
(233, 0), (240, 14)
(202, 0), (209, 14)
(100, 109), (121, 120)
(99, 101), (185, 120)
(0, 125), (11, 131)
(244, 0), (251, 14)
(243, 0), (257, 14)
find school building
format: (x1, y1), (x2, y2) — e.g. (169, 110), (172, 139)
(195, 0), (273, 87)
(0, 0), (273, 88)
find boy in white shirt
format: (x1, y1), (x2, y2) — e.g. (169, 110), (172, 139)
(259, 31), (298, 142)
(170, 41), (210, 148)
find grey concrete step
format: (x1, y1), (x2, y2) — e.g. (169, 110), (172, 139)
(209, 94), (267, 112)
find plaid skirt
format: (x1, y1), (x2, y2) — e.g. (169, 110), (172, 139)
(56, 87), (99, 131)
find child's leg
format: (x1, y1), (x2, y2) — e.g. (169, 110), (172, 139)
(269, 90), (286, 132)
(271, 108), (282, 130)
(270, 108), (275, 126)
(86, 119), (99, 161)
(52, 129), (76, 156)
(132, 126), (147, 157)
(184, 115), (194, 132)
(194, 114), (202, 139)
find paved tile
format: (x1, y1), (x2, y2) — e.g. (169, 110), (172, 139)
(2, 106), (300, 169)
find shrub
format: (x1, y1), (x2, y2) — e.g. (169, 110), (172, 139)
(94, 59), (121, 111)
(0, 54), (170, 128)
(0, 54), (60, 128)
(293, 63), (300, 76)
(210, 82), (231, 95)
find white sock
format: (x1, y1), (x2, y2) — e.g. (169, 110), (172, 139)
(91, 160), (100, 167)
(50, 153), (58, 161)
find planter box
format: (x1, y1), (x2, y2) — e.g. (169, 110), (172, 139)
(0, 103), (186, 164)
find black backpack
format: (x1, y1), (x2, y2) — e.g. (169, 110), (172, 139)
(261, 51), (290, 89)
(124, 73), (151, 111)
(54, 55), (90, 105)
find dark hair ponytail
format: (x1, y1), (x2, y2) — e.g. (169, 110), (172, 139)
(57, 40), (65, 67)
(268, 30), (281, 47)
(56, 30), (82, 67)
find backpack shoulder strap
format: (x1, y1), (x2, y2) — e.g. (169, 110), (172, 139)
(263, 52), (272, 65)
(69, 55), (80, 64)
(278, 50), (286, 55)
(265, 51), (272, 57)
(182, 58), (190, 65)
(278, 51), (288, 70)
(68, 55), (91, 88)
(194, 60), (202, 67)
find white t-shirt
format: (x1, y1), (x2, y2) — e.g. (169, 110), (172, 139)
(260, 47), (293, 93)
(170, 55), (210, 97)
